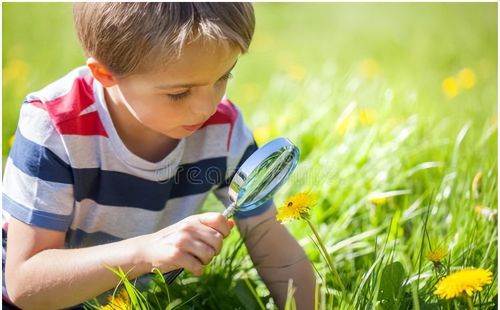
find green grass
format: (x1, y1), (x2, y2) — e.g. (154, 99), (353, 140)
(3, 3), (497, 309)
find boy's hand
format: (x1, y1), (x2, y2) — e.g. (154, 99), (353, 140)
(138, 212), (234, 276)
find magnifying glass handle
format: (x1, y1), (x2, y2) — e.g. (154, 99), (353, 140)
(163, 202), (237, 284)
(222, 202), (236, 218)
(163, 267), (184, 285)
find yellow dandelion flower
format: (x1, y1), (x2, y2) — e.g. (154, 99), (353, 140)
(458, 68), (476, 89)
(426, 247), (447, 263)
(8, 135), (15, 148)
(368, 196), (387, 205)
(276, 192), (316, 222)
(253, 125), (275, 147)
(442, 77), (459, 98)
(434, 268), (493, 300)
(335, 115), (356, 136)
(367, 193), (388, 206)
(472, 171), (482, 199)
(491, 114), (497, 127)
(359, 109), (376, 126)
(101, 289), (131, 310)
(243, 83), (259, 102)
(3, 59), (29, 84)
(287, 65), (305, 81)
(359, 58), (380, 79)
(367, 190), (411, 206)
(474, 205), (497, 222)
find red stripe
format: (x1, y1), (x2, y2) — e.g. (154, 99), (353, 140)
(56, 111), (108, 137)
(201, 99), (238, 150)
(27, 74), (108, 137)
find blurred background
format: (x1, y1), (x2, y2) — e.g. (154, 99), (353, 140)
(3, 3), (497, 156)
(2, 3), (498, 308)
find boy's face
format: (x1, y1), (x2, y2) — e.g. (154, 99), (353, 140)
(106, 39), (240, 140)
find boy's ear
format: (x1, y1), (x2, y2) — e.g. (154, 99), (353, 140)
(87, 58), (118, 87)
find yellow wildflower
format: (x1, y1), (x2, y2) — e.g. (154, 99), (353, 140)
(335, 115), (356, 136)
(276, 192), (316, 222)
(471, 171), (482, 199)
(442, 77), (459, 98)
(101, 289), (131, 310)
(287, 64), (305, 81)
(8, 135), (15, 148)
(474, 205), (497, 222)
(426, 246), (447, 264)
(359, 58), (380, 79)
(253, 125), (275, 147)
(359, 109), (376, 126)
(3, 59), (29, 84)
(243, 83), (259, 102)
(458, 68), (476, 89)
(367, 190), (411, 206)
(367, 193), (388, 206)
(434, 268), (493, 300)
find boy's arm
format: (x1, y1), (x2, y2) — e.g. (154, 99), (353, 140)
(5, 213), (232, 310)
(5, 218), (150, 309)
(235, 206), (316, 310)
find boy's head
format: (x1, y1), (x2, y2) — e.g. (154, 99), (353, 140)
(73, 2), (255, 77)
(72, 3), (255, 142)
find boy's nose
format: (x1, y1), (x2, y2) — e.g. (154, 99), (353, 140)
(190, 94), (218, 118)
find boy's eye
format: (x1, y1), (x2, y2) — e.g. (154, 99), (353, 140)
(168, 90), (191, 101)
(166, 73), (233, 102)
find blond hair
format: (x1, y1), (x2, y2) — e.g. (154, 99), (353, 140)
(73, 3), (255, 77)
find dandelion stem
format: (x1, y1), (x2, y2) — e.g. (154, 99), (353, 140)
(304, 218), (346, 292)
(466, 296), (474, 310)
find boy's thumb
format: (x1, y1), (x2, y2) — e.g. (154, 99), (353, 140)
(228, 219), (235, 229)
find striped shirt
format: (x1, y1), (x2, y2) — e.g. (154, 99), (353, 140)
(2, 66), (271, 301)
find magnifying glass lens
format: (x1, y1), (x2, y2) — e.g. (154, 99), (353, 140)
(234, 141), (299, 212)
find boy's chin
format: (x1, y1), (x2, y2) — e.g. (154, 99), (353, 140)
(165, 129), (196, 140)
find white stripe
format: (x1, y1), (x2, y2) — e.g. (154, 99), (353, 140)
(18, 103), (69, 164)
(180, 124), (229, 164)
(3, 158), (74, 216)
(79, 104), (98, 116)
(61, 123), (232, 181)
(62, 135), (179, 180)
(27, 66), (90, 103)
(224, 112), (255, 180)
(71, 192), (211, 238)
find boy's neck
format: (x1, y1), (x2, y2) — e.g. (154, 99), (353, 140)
(103, 88), (180, 163)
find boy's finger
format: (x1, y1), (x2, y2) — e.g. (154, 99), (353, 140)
(198, 213), (231, 237)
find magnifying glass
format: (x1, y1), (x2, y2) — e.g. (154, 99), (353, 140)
(163, 137), (300, 284)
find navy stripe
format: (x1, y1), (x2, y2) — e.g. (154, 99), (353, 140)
(234, 199), (274, 219)
(9, 129), (73, 184)
(73, 157), (227, 210)
(217, 142), (258, 189)
(3, 194), (73, 231)
(9, 129), (231, 211)
(66, 228), (121, 248)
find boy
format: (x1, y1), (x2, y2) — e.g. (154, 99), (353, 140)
(3, 3), (315, 309)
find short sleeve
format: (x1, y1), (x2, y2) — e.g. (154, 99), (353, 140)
(212, 103), (273, 219)
(2, 100), (75, 231)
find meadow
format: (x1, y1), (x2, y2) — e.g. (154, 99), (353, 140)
(2, 3), (498, 309)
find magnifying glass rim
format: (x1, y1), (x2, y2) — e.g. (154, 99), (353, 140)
(228, 137), (299, 205)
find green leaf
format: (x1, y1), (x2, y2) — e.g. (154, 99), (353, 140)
(377, 261), (407, 309)
(234, 279), (265, 310)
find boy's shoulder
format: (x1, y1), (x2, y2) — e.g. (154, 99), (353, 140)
(23, 66), (107, 137)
